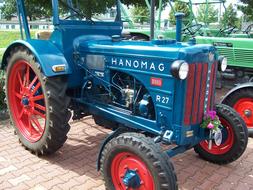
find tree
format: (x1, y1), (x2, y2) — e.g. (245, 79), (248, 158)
(131, 5), (150, 24)
(238, 0), (253, 21)
(220, 4), (240, 28)
(1, 0), (52, 21)
(169, 1), (191, 26)
(197, 4), (218, 25)
(122, 0), (170, 8)
(1, 0), (171, 21)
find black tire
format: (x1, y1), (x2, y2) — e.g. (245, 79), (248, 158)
(100, 132), (178, 190)
(222, 88), (253, 135)
(194, 104), (248, 164)
(5, 47), (71, 155)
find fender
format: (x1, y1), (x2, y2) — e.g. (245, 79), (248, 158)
(220, 82), (253, 104)
(1, 40), (72, 77)
(97, 127), (128, 171)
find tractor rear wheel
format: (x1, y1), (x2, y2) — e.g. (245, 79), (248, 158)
(222, 88), (253, 135)
(100, 132), (178, 190)
(194, 104), (248, 164)
(5, 48), (71, 155)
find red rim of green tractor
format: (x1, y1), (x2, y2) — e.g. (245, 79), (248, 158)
(234, 98), (253, 128)
(111, 152), (155, 190)
(200, 117), (234, 155)
(8, 60), (46, 143)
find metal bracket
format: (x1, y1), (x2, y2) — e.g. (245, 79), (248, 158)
(163, 130), (174, 142)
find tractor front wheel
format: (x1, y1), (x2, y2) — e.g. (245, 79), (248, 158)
(100, 132), (178, 190)
(5, 48), (71, 155)
(194, 104), (248, 164)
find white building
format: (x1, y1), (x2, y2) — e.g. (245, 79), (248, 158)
(0, 20), (53, 30)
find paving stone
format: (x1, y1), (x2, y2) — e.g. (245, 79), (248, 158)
(29, 184), (47, 190)
(8, 174), (31, 186)
(1, 89), (253, 190)
(0, 165), (17, 175)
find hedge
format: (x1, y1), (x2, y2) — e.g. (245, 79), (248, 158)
(0, 70), (6, 111)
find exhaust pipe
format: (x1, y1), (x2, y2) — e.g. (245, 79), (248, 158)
(175, 12), (185, 42)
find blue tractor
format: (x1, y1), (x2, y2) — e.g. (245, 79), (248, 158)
(1, 0), (248, 189)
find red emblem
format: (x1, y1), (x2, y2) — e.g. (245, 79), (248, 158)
(150, 77), (162, 87)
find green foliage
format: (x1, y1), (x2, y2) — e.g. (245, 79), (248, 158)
(0, 70), (6, 111)
(1, 0), (52, 21)
(131, 5), (150, 24)
(169, 1), (191, 26)
(220, 4), (240, 28)
(1, 0), (169, 21)
(61, 0), (115, 20)
(197, 4), (218, 25)
(122, 0), (170, 8)
(201, 116), (221, 131)
(238, 0), (253, 22)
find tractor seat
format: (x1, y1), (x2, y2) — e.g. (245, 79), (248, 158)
(35, 31), (52, 40)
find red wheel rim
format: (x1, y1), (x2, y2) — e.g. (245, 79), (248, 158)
(8, 60), (46, 143)
(111, 152), (155, 190)
(200, 118), (234, 155)
(233, 98), (253, 128)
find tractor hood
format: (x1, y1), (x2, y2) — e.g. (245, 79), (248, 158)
(73, 35), (217, 63)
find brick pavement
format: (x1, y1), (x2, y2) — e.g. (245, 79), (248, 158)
(1, 117), (253, 190)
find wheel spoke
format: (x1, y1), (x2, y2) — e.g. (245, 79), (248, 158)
(31, 94), (44, 101)
(30, 117), (44, 134)
(28, 76), (38, 90)
(14, 92), (23, 99)
(28, 114), (32, 136)
(31, 82), (41, 95)
(17, 72), (24, 88)
(26, 64), (30, 87)
(18, 107), (25, 119)
(32, 109), (46, 119)
(34, 103), (46, 112)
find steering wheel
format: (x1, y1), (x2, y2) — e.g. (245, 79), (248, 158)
(182, 24), (203, 37)
(64, 12), (82, 20)
(216, 26), (237, 37)
(243, 24), (253, 37)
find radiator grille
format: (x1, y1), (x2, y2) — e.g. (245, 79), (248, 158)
(184, 62), (217, 126)
(216, 47), (234, 63)
(234, 49), (253, 64)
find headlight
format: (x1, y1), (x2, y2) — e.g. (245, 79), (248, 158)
(218, 56), (227, 72)
(171, 60), (189, 80)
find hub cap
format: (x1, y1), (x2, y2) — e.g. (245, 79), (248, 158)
(213, 128), (222, 146)
(234, 98), (253, 128)
(200, 118), (234, 155)
(8, 60), (46, 143)
(111, 152), (155, 190)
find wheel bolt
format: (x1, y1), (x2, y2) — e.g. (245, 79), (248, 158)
(244, 109), (252, 118)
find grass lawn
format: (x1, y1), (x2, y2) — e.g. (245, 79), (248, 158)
(0, 49), (4, 63)
(0, 30), (36, 49)
(0, 31), (21, 49)
(0, 30), (36, 61)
